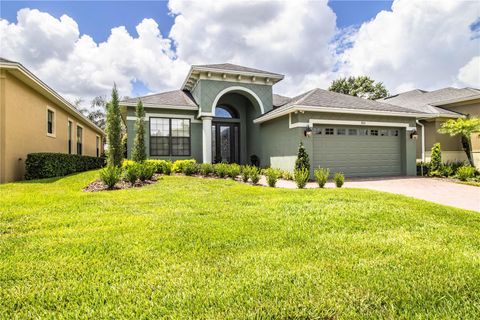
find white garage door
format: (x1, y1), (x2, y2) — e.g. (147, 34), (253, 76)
(312, 126), (403, 177)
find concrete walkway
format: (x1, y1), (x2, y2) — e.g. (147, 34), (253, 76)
(258, 176), (480, 212)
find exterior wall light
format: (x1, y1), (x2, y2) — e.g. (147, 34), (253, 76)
(304, 126), (313, 137)
(410, 130), (418, 140)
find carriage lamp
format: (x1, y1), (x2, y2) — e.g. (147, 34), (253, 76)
(410, 130), (418, 140)
(304, 125), (313, 137)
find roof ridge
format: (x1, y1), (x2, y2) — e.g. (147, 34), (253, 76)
(294, 88), (319, 105)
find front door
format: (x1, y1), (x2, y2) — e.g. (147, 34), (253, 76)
(212, 123), (240, 163)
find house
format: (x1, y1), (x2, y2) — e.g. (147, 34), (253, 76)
(379, 88), (480, 167)
(0, 58), (105, 183)
(121, 63), (432, 177)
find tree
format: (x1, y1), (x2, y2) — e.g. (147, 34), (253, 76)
(430, 143), (442, 173)
(106, 84), (123, 167)
(438, 117), (480, 166)
(295, 142), (310, 172)
(328, 76), (389, 100)
(74, 96), (107, 130)
(132, 99), (146, 162)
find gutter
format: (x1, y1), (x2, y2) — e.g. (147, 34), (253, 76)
(416, 119), (425, 176)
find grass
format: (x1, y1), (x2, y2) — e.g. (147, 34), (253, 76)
(1, 170), (479, 319)
(457, 180), (480, 187)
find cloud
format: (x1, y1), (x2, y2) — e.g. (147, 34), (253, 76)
(458, 56), (480, 87)
(338, 0), (480, 93)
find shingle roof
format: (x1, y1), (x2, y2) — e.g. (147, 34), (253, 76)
(379, 87), (479, 116)
(272, 94), (291, 107)
(0, 57), (16, 63)
(193, 63), (283, 77)
(121, 90), (198, 108)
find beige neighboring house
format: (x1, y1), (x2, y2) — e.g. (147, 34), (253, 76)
(0, 58), (105, 183)
(380, 88), (480, 168)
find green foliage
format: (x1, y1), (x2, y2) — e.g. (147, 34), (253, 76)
(106, 84), (124, 167)
(295, 142), (310, 173)
(182, 162), (199, 176)
(227, 163), (241, 179)
(199, 163), (214, 176)
(249, 166), (261, 184)
(294, 168), (310, 189)
(172, 159), (197, 173)
(334, 172), (345, 188)
(132, 100), (146, 162)
(429, 143), (442, 173)
(123, 163), (140, 184)
(145, 160), (172, 175)
(265, 168), (280, 187)
(99, 165), (122, 189)
(25, 153), (105, 180)
(438, 117), (480, 166)
(213, 163), (229, 178)
(328, 76), (389, 100)
(240, 165), (251, 182)
(456, 166), (476, 181)
(122, 160), (136, 169)
(279, 170), (293, 180)
(137, 163), (155, 181)
(314, 168), (330, 188)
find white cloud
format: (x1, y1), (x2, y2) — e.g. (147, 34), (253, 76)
(338, 0), (480, 93)
(458, 56), (480, 87)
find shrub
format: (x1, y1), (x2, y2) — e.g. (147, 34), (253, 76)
(132, 100), (147, 162)
(279, 170), (293, 180)
(295, 142), (310, 173)
(240, 166), (251, 182)
(25, 153), (105, 180)
(416, 161), (430, 176)
(145, 160), (172, 175)
(214, 163), (229, 178)
(430, 143), (442, 173)
(294, 168), (309, 189)
(122, 160), (136, 169)
(106, 84), (123, 167)
(100, 165), (122, 189)
(456, 166), (476, 181)
(172, 159), (197, 173)
(123, 163), (140, 184)
(265, 168), (280, 187)
(441, 166), (454, 178)
(138, 163), (155, 181)
(227, 164), (241, 179)
(334, 172), (345, 188)
(182, 162), (199, 176)
(199, 163), (214, 176)
(249, 166), (261, 184)
(314, 167), (330, 188)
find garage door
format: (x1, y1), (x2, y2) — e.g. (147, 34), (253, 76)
(312, 126), (403, 177)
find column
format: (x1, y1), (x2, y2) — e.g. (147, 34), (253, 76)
(202, 116), (212, 163)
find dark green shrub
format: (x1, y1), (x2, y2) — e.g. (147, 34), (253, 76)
(25, 153), (105, 180)
(145, 160), (172, 175)
(265, 168), (280, 187)
(295, 142), (310, 173)
(138, 163), (155, 181)
(172, 159), (196, 173)
(456, 166), (476, 181)
(214, 163), (229, 178)
(100, 166), (122, 189)
(123, 163), (140, 184)
(314, 167), (329, 188)
(294, 168), (309, 189)
(430, 143), (442, 173)
(416, 161), (430, 176)
(240, 166), (251, 182)
(334, 172), (345, 188)
(227, 164), (241, 179)
(249, 166), (261, 184)
(132, 100), (147, 162)
(199, 163), (214, 176)
(441, 166), (454, 178)
(182, 162), (199, 176)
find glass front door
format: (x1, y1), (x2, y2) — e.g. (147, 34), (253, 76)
(212, 123), (239, 163)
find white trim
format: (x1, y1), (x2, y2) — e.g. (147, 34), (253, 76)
(308, 119), (412, 128)
(67, 118), (74, 154)
(416, 120), (425, 162)
(46, 106), (56, 138)
(127, 114), (202, 123)
(288, 113), (309, 129)
(76, 123), (84, 155)
(119, 103), (198, 110)
(209, 86), (265, 117)
(202, 117), (212, 163)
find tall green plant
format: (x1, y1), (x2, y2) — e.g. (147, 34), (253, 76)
(430, 143), (442, 172)
(132, 100), (146, 162)
(106, 84), (123, 167)
(438, 117), (480, 166)
(295, 142), (310, 173)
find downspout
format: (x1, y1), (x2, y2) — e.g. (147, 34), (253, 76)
(416, 120), (425, 176)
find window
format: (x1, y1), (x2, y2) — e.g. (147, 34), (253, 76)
(348, 128), (358, 135)
(325, 128), (334, 135)
(68, 120), (73, 154)
(77, 126), (83, 155)
(390, 129), (399, 136)
(214, 105), (238, 118)
(96, 136), (100, 157)
(46, 108), (55, 136)
(370, 129), (379, 136)
(150, 118), (191, 156)
(380, 129), (388, 136)
(359, 129), (369, 136)
(337, 128), (346, 135)
(314, 127), (322, 135)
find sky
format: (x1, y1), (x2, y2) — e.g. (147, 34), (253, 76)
(0, 0), (479, 108)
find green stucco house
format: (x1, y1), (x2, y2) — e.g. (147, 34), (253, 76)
(121, 63), (428, 177)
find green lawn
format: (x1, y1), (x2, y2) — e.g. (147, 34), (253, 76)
(1, 171), (479, 319)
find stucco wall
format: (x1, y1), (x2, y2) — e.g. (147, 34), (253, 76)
(1, 71), (103, 183)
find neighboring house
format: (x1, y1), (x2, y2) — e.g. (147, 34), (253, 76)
(379, 88), (480, 166)
(0, 58), (105, 183)
(121, 63), (430, 177)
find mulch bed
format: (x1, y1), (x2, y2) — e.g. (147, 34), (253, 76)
(83, 174), (161, 192)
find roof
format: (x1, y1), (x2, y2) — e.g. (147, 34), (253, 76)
(379, 87), (480, 116)
(255, 88), (432, 124)
(121, 90), (198, 109)
(272, 94), (291, 107)
(0, 57), (105, 135)
(192, 63), (284, 78)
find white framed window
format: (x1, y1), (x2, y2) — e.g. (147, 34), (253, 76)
(380, 129), (388, 136)
(370, 129), (379, 136)
(390, 129), (399, 136)
(359, 129), (369, 136)
(67, 119), (73, 154)
(348, 128), (358, 135)
(325, 128), (334, 135)
(337, 128), (346, 135)
(77, 124), (83, 155)
(96, 135), (101, 157)
(46, 106), (56, 137)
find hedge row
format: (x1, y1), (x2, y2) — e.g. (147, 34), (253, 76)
(25, 153), (105, 180)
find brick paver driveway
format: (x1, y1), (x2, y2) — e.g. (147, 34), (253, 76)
(345, 177), (480, 212)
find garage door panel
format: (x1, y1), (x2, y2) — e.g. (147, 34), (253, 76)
(313, 125), (403, 177)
